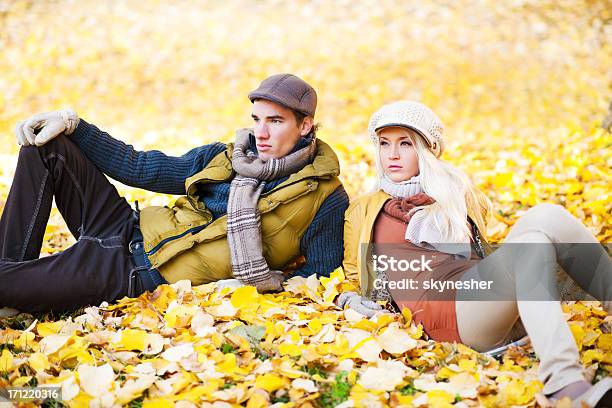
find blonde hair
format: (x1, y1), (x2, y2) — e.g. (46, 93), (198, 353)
(375, 128), (492, 243)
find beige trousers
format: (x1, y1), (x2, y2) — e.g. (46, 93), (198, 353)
(455, 204), (611, 395)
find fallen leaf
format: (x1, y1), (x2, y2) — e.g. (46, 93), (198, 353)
(77, 363), (115, 397)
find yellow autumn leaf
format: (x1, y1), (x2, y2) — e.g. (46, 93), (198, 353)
(255, 373), (286, 392)
(500, 379), (539, 406)
(583, 329), (600, 347)
(458, 358), (477, 372)
(345, 329), (382, 362)
(57, 336), (88, 362)
(0, 349), (14, 372)
(28, 352), (50, 372)
(436, 366), (459, 380)
(174, 385), (210, 402)
(65, 390), (92, 406)
(12, 376), (33, 386)
(320, 267), (345, 286)
(308, 318), (322, 333)
(427, 389), (455, 408)
(374, 313), (395, 329)
(143, 399), (174, 408)
(570, 324), (585, 350)
(217, 352), (239, 375)
(117, 329), (148, 351)
(149, 285), (177, 311)
(230, 285), (260, 309)
(279, 343), (302, 357)
(401, 307), (413, 325)
(582, 349), (604, 365)
(597, 333), (612, 351)
(246, 392), (269, 408)
(13, 331), (35, 351)
(394, 394), (415, 405)
(164, 304), (198, 328)
(36, 321), (64, 337)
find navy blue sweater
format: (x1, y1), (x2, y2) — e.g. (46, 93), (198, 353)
(71, 120), (349, 278)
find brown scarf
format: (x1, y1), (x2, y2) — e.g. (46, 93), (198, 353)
(382, 193), (436, 224)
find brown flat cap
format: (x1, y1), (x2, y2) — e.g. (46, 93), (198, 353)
(248, 73), (317, 117)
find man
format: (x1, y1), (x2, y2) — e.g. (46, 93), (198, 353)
(2, 73), (349, 312)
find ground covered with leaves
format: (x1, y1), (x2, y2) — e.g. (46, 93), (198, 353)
(1, 271), (611, 407)
(0, 0), (611, 407)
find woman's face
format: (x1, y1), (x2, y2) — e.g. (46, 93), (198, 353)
(378, 127), (419, 182)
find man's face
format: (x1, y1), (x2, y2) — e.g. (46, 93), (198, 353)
(251, 99), (311, 161)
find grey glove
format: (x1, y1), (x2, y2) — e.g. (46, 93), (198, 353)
(14, 108), (79, 146)
(253, 270), (286, 293)
(336, 291), (383, 317)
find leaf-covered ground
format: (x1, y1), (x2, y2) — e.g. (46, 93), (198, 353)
(0, 1), (611, 407)
(1, 271), (611, 408)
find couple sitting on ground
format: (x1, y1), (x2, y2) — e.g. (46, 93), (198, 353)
(2, 73), (611, 406)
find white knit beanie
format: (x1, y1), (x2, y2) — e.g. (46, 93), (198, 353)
(368, 100), (445, 158)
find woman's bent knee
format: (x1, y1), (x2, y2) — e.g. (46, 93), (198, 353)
(527, 203), (570, 223)
(508, 203), (577, 242)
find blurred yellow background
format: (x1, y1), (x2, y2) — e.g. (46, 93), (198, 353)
(0, 0), (610, 249)
(0, 4), (611, 405)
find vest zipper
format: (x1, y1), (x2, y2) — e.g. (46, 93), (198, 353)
(260, 177), (317, 197)
(146, 222), (212, 256)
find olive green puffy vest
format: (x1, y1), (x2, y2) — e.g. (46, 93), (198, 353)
(139, 140), (342, 285)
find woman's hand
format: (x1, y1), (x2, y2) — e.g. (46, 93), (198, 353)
(14, 109), (79, 146)
(336, 291), (383, 317)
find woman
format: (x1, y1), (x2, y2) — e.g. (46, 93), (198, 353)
(341, 101), (611, 406)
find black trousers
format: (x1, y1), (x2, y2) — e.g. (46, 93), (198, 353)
(0, 136), (139, 313)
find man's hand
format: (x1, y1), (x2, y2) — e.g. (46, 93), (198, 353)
(336, 291), (383, 317)
(14, 109), (79, 147)
(254, 270), (285, 293)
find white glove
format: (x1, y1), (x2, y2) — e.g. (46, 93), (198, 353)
(14, 108), (79, 147)
(336, 291), (383, 317)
